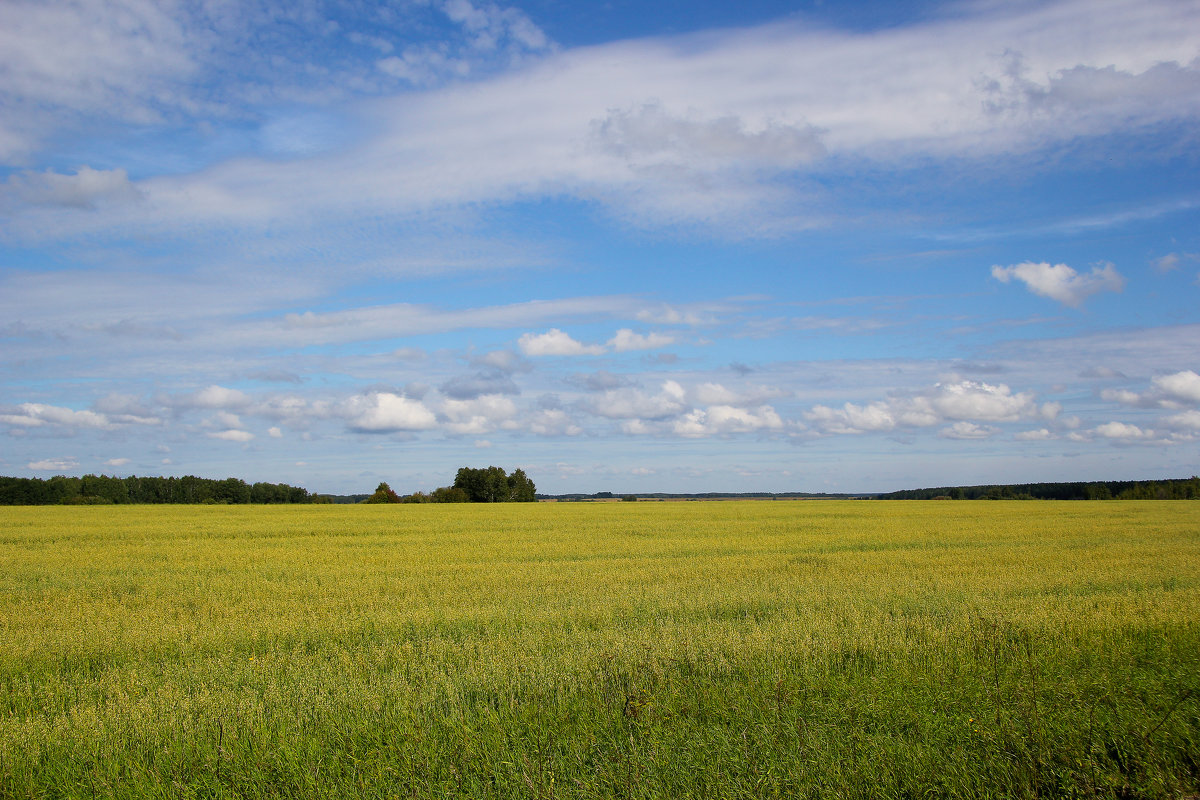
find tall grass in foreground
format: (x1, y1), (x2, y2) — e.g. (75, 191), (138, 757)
(0, 501), (1197, 798)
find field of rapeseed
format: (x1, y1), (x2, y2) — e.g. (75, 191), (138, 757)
(1, 501), (1197, 798)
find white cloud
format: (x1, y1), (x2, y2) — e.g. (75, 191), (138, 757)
(27, 457), (78, 471)
(5, 167), (142, 209)
(527, 408), (582, 436)
(208, 429), (254, 442)
(592, 102), (825, 172)
(1152, 370), (1200, 404)
(805, 402), (896, 435)
(1100, 370), (1200, 408)
(620, 419), (653, 435)
(927, 381), (1041, 422)
(471, 349), (529, 373)
(187, 385), (251, 410)
(439, 0), (550, 53)
(91, 393), (160, 425)
(1093, 421), (1154, 440)
(673, 405), (785, 437)
(1153, 253), (1180, 273)
(1100, 388), (1147, 407)
(1163, 409), (1200, 431)
(607, 328), (675, 352)
(693, 382), (788, 406)
(0, 0), (195, 163)
(939, 421), (999, 440)
(0, 403), (111, 430)
(991, 261), (1125, 307)
(635, 303), (719, 325)
(268, 426), (283, 438)
(517, 328), (606, 356)
(804, 380), (1044, 435)
(1015, 428), (1056, 441)
(10, 0), (1197, 239)
(343, 392), (438, 433)
(210, 411), (243, 429)
(589, 381), (687, 420)
(440, 394), (518, 435)
(104, 457), (131, 467)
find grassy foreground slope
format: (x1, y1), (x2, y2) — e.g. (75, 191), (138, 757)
(1, 502), (1197, 798)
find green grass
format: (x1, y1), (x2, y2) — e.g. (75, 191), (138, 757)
(1, 501), (1198, 798)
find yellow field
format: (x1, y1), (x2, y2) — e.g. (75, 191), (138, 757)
(1, 500), (1197, 798)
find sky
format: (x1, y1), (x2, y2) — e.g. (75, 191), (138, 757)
(1, 0), (1199, 496)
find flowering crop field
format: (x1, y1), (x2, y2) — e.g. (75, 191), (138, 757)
(1, 501), (1198, 798)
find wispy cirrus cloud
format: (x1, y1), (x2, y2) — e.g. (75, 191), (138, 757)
(4, 0), (1198, 240)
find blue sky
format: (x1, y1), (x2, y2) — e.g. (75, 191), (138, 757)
(1, 0), (1198, 495)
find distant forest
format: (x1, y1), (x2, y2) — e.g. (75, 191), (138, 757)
(0, 474), (321, 505)
(876, 477), (1200, 500)
(539, 491), (864, 501)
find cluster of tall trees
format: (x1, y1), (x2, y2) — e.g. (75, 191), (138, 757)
(363, 466), (536, 504)
(877, 477), (1200, 500)
(0, 474), (319, 505)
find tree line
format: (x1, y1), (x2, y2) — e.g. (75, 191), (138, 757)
(364, 466), (536, 504)
(876, 477), (1200, 500)
(0, 474), (321, 505)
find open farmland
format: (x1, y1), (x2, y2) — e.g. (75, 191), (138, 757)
(1, 501), (1198, 798)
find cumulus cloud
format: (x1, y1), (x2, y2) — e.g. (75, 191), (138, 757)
(607, 328), (675, 352)
(343, 392), (438, 433)
(440, 394), (518, 435)
(0, 403), (111, 430)
(804, 380), (1046, 436)
(939, 421), (999, 440)
(527, 408), (582, 436)
(927, 380), (1044, 422)
(93, 393), (157, 422)
(1093, 421), (1154, 440)
(27, 457), (78, 471)
(1100, 388), (1150, 407)
(1153, 370), (1200, 404)
(672, 404), (785, 437)
(208, 429), (254, 442)
(518, 328), (605, 356)
(1015, 428), (1056, 441)
(991, 261), (1125, 307)
(1163, 409), (1200, 431)
(588, 380), (687, 420)
(805, 402), (897, 435)
(104, 457), (131, 467)
(209, 411), (243, 430)
(1101, 370), (1200, 408)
